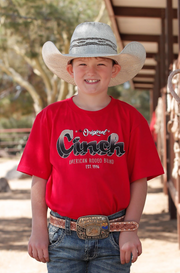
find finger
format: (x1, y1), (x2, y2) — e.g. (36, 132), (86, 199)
(37, 249), (47, 263)
(43, 248), (50, 263)
(137, 244), (142, 256)
(131, 248), (138, 263)
(38, 248), (49, 263)
(120, 249), (125, 264)
(120, 249), (132, 264)
(28, 244), (33, 258)
(125, 251), (131, 264)
(32, 248), (40, 262)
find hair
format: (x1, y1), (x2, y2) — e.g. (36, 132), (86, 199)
(68, 58), (118, 66)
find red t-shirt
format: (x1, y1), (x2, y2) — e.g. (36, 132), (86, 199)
(17, 97), (164, 219)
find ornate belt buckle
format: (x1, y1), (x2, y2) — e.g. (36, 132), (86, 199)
(76, 215), (109, 240)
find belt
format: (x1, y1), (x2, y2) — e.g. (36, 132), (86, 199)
(50, 214), (139, 240)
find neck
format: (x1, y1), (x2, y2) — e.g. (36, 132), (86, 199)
(72, 93), (111, 111)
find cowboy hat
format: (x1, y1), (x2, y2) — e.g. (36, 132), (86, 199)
(42, 22), (146, 86)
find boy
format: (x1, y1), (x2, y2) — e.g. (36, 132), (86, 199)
(17, 22), (164, 273)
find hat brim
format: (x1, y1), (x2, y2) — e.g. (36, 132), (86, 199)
(42, 41), (146, 87)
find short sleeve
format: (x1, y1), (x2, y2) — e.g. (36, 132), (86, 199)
(127, 115), (164, 182)
(17, 110), (52, 179)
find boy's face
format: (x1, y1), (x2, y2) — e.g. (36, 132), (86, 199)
(66, 57), (121, 96)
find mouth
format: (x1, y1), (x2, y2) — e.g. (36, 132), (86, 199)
(85, 79), (100, 84)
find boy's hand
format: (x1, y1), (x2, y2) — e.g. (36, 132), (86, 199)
(119, 231), (142, 264)
(28, 229), (49, 263)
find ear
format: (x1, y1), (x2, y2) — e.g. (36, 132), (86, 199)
(66, 63), (74, 78)
(111, 64), (121, 78)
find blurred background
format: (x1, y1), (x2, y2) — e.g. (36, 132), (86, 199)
(0, 0), (180, 272)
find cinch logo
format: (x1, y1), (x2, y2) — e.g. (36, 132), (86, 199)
(83, 129), (108, 137)
(57, 129), (125, 158)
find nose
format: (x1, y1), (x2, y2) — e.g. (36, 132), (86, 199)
(87, 65), (96, 76)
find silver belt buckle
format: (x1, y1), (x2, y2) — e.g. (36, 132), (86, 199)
(76, 215), (109, 240)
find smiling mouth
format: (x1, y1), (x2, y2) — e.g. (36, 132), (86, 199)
(85, 79), (100, 83)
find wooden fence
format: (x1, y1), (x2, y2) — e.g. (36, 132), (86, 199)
(155, 65), (180, 248)
(0, 128), (31, 156)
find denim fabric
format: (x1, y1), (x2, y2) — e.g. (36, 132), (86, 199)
(47, 210), (131, 273)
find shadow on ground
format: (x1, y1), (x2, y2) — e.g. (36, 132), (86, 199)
(0, 213), (177, 251)
(138, 212), (177, 243)
(147, 185), (163, 194)
(0, 189), (30, 200)
(0, 175), (177, 252)
(0, 217), (31, 251)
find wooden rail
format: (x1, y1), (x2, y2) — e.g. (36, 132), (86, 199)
(0, 128), (31, 155)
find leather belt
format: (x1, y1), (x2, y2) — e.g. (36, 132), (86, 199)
(50, 214), (139, 240)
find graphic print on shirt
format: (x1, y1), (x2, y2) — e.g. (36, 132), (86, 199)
(56, 128), (125, 169)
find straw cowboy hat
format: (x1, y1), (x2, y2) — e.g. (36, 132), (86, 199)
(42, 22), (146, 87)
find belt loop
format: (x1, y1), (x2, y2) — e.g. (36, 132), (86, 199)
(65, 218), (71, 235)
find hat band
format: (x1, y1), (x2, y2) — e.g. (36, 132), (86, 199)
(69, 37), (117, 54)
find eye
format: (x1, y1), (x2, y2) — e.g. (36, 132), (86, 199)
(98, 63), (105, 66)
(79, 63), (86, 66)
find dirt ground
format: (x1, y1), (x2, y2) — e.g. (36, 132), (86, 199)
(0, 158), (180, 273)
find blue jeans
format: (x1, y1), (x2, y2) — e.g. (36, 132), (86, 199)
(47, 210), (132, 273)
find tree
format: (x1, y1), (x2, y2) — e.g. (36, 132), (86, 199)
(0, 0), (106, 114)
(108, 84), (150, 122)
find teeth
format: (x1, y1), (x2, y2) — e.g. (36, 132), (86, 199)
(86, 80), (98, 83)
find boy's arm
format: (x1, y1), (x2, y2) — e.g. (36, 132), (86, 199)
(119, 177), (147, 264)
(28, 176), (49, 263)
